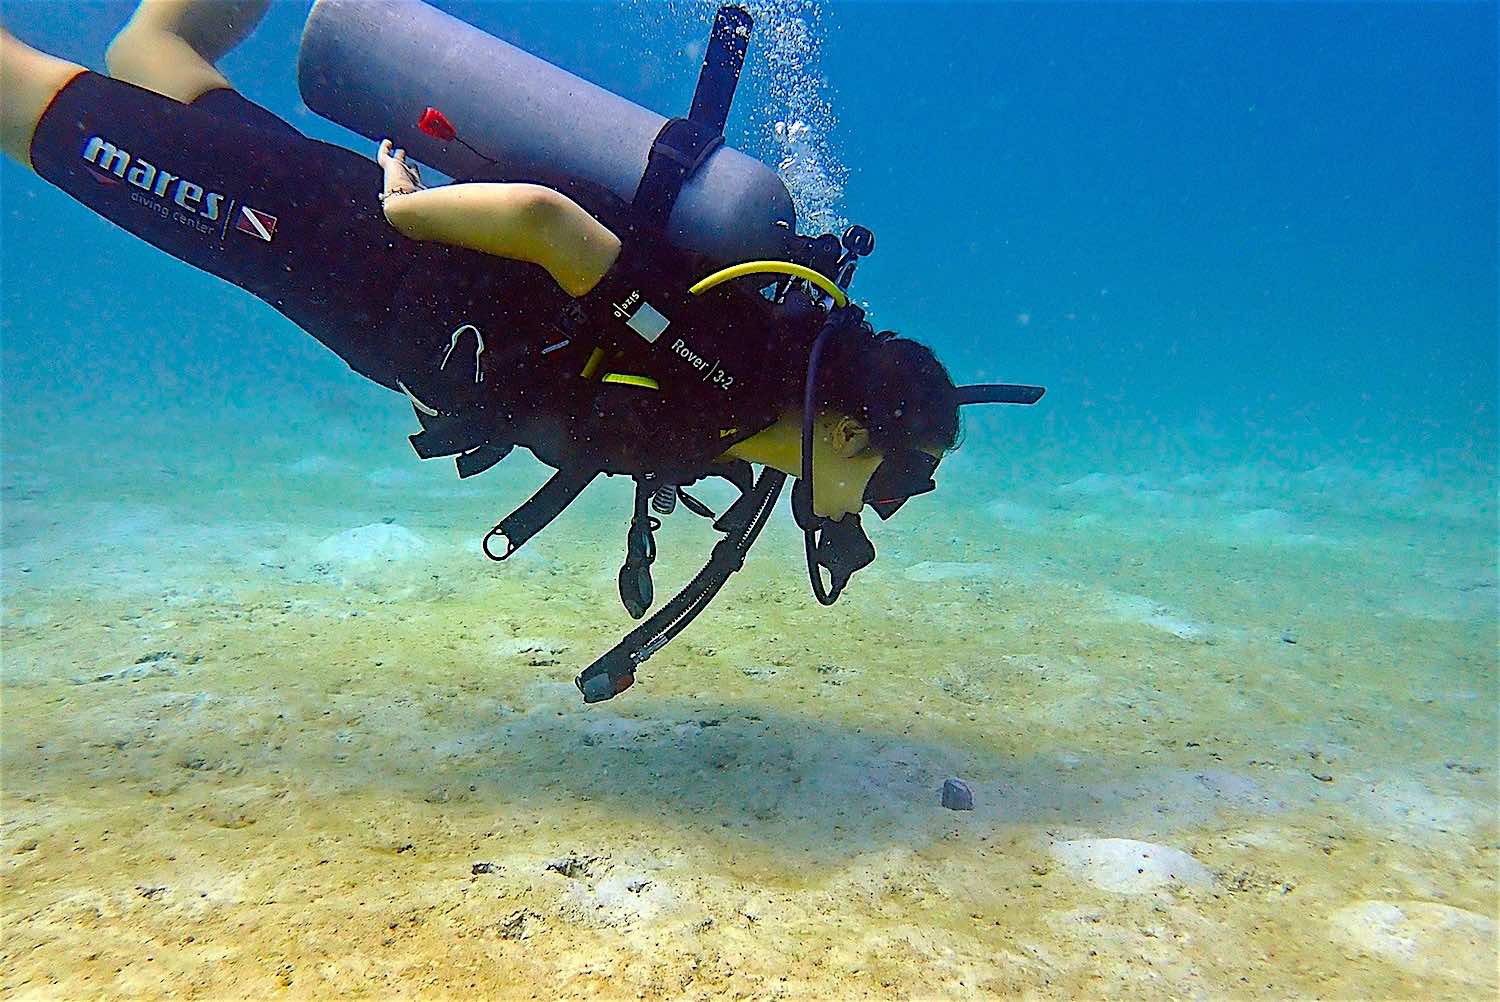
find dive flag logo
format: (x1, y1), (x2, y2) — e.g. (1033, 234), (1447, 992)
(234, 205), (278, 242)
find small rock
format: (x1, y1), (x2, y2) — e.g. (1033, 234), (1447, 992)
(137, 885), (168, 900)
(1280, 630), (1297, 644)
(15, 839), (39, 853)
(626, 878), (652, 893)
(80, 653), (180, 684)
(544, 855), (599, 879)
(471, 862), (497, 875)
(1312, 771), (1334, 783)
(941, 778), (975, 811)
(496, 909), (540, 940)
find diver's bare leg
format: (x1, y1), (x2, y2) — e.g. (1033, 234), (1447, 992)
(0, 28), (86, 169)
(105, 0), (271, 102)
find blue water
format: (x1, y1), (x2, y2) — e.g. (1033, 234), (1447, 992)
(3, 1), (1494, 469)
(2, 2), (1495, 996)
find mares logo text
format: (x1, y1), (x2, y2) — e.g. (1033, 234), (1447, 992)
(81, 137), (225, 222)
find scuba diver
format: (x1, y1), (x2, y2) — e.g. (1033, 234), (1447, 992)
(0, 0), (1043, 702)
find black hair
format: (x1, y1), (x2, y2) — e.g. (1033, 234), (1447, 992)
(807, 319), (963, 456)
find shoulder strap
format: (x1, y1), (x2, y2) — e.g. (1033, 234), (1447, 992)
(630, 5), (749, 236)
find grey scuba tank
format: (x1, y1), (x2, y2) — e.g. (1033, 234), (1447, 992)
(297, 0), (797, 266)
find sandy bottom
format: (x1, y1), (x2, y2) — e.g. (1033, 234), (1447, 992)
(2, 409), (1496, 999)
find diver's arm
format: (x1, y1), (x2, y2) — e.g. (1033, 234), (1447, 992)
(378, 144), (621, 297)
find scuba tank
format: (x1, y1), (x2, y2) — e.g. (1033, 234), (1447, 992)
(297, 0), (797, 267)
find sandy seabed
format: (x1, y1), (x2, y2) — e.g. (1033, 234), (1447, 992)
(2, 411), (1496, 1000)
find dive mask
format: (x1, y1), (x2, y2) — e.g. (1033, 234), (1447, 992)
(863, 448), (939, 520)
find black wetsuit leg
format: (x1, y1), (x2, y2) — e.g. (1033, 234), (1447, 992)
(188, 86), (306, 141)
(28, 71), (414, 388)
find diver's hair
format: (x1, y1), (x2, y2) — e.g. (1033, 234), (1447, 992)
(810, 321), (963, 455)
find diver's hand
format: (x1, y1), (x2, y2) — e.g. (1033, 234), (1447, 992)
(377, 138), (423, 204)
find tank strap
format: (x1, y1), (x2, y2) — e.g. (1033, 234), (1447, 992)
(629, 5), (751, 233)
(632, 117), (724, 232)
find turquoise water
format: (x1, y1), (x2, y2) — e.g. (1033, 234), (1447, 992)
(2, 2), (1495, 998)
(4, 2), (1494, 459)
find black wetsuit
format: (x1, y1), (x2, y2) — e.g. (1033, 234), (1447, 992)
(29, 71), (793, 480)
